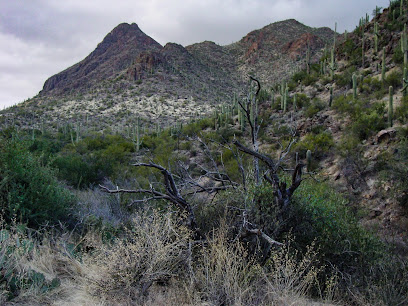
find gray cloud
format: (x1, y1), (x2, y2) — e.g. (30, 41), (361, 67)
(0, 0), (390, 108)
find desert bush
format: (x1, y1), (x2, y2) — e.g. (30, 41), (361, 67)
(0, 139), (74, 227)
(290, 180), (384, 277)
(193, 224), (330, 305)
(294, 131), (334, 159)
(385, 70), (403, 89)
(53, 134), (135, 188)
(350, 106), (386, 140)
(381, 138), (408, 211)
(182, 117), (213, 136)
(304, 98), (325, 118)
(194, 227), (259, 305)
(395, 95), (408, 122)
(359, 76), (382, 95)
(392, 45), (404, 64)
(355, 258), (408, 305)
(334, 66), (357, 87)
(91, 210), (191, 301)
(0, 225), (62, 302)
(295, 93), (311, 108)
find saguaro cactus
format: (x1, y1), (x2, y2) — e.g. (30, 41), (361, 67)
(329, 86), (333, 107)
(402, 24), (408, 67)
(401, 0), (404, 16)
(362, 32), (365, 67)
(403, 67), (408, 96)
(389, 86), (393, 127)
(306, 150), (312, 172)
(374, 22), (379, 54)
(352, 73), (358, 100)
(329, 47), (337, 80)
(382, 47), (386, 83)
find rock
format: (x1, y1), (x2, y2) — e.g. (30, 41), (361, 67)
(369, 210), (383, 219)
(376, 128), (396, 144)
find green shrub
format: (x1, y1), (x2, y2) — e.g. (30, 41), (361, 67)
(350, 108), (386, 140)
(332, 94), (356, 115)
(334, 66), (357, 87)
(290, 180), (384, 274)
(381, 138), (408, 211)
(304, 98), (325, 118)
(385, 70), (403, 89)
(294, 131), (334, 158)
(392, 46), (404, 64)
(182, 118), (213, 136)
(0, 139), (74, 227)
(396, 95), (408, 122)
(303, 73), (319, 86)
(359, 76), (382, 95)
(295, 93), (310, 108)
(53, 135), (135, 188)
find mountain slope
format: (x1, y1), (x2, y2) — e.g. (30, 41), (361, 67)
(42, 23), (162, 95)
(2, 19), (336, 131)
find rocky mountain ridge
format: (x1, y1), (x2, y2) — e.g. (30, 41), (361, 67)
(1, 19), (337, 131)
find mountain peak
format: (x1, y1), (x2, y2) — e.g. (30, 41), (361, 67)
(110, 22), (141, 36)
(41, 22), (161, 94)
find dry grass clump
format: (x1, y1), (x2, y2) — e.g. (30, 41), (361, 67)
(193, 227), (258, 305)
(0, 223), (98, 305)
(192, 228), (336, 306)
(89, 209), (192, 304)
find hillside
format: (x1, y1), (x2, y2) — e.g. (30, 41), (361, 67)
(1, 2), (408, 305)
(0, 19), (335, 132)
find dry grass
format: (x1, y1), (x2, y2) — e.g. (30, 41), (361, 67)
(0, 213), (339, 305)
(88, 209), (191, 304)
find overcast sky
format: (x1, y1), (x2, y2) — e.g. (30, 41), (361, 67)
(0, 0), (389, 109)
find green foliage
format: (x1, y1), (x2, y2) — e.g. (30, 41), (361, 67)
(53, 135), (135, 188)
(304, 98), (325, 118)
(359, 76), (383, 95)
(385, 70), (403, 89)
(290, 180), (385, 274)
(334, 66), (356, 87)
(294, 131), (334, 159)
(0, 139), (74, 228)
(292, 69), (319, 86)
(182, 118), (213, 136)
(294, 93), (310, 108)
(392, 46), (404, 64)
(250, 183), (282, 237)
(381, 138), (408, 210)
(351, 104), (386, 140)
(334, 94), (386, 140)
(395, 95), (408, 122)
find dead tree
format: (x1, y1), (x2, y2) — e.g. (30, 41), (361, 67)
(237, 76), (261, 184)
(99, 159), (237, 240)
(232, 77), (305, 248)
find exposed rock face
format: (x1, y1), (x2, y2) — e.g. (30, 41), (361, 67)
(42, 23), (162, 94)
(282, 33), (323, 59)
(225, 19), (337, 85)
(126, 51), (163, 81)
